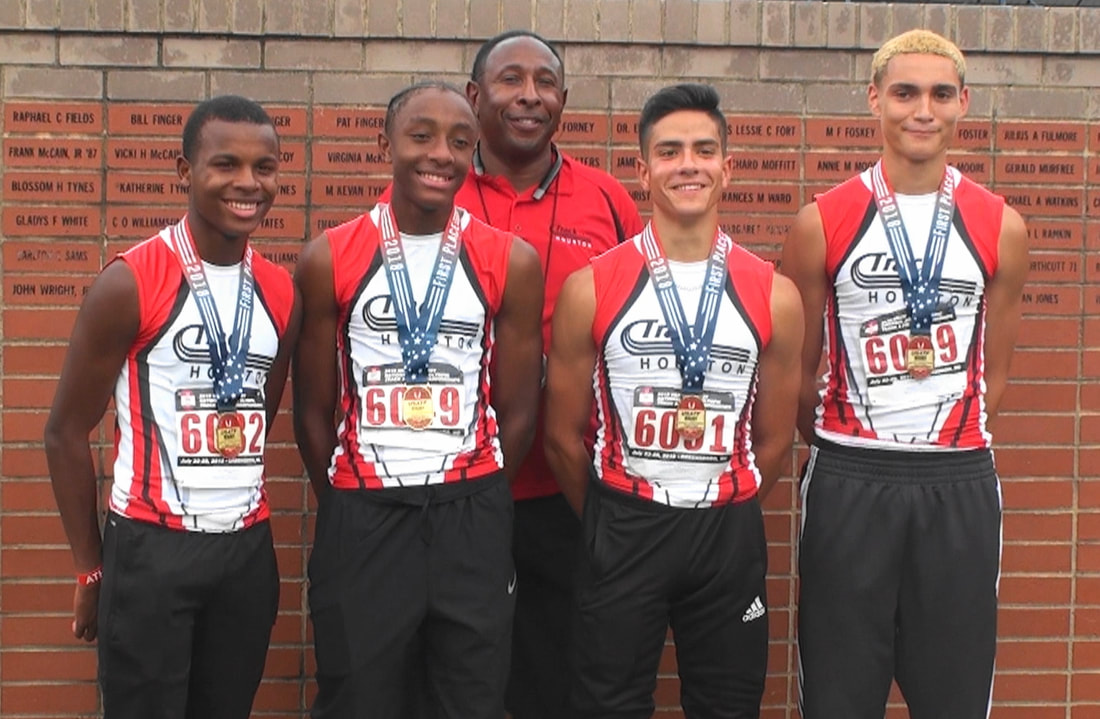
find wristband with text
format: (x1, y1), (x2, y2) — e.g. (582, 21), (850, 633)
(76, 565), (103, 586)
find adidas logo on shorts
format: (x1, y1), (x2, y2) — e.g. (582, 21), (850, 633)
(742, 596), (766, 623)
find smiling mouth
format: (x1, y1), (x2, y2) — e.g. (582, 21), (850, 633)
(225, 200), (262, 217)
(672, 183), (707, 192)
(507, 116), (545, 130)
(418, 170), (453, 186)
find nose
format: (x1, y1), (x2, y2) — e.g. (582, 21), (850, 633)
(914, 91), (934, 120)
(234, 165), (262, 189)
(517, 75), (541, 105)
(427, 135), (453, 164)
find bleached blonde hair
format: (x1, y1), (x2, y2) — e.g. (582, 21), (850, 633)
(871, 29), (966, 87)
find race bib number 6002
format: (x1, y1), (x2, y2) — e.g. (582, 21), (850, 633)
(173, 387), (266, 489)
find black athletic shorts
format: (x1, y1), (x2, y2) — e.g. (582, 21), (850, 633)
(797, 439), (1001, 719)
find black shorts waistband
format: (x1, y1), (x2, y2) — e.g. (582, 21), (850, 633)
(329, 469), (506, 507)
(810, 438), (995, 484)
(590, 476), (757, 514)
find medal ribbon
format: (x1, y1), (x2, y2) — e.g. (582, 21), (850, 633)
(169, 216), (255, 411)
(639, 223), (729, 393)
(870, 161), (956, 335)
(378, 203), (465, 384)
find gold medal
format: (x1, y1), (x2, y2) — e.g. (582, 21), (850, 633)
(906, 334), (935, 380)
(675, 394), (706, 442)
(402, 385), (435, 430)
(214, 411), (245, 458)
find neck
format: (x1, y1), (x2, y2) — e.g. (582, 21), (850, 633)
(388, 193), (451, 236)
(186, 214), (247, 266)
(478, 142), (554, 193)
(881, 152), (947, 195)
(651, 211), (717, 263)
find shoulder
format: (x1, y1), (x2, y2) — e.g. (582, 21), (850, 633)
(814, 173), (871, 215)
(325, 211), (377, 249)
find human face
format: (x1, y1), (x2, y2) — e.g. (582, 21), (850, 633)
(379, 88), (477, 233)
(869, 52), (969, 167)
(637, 110), (731, 225)
(468, 36), (566, 162)
(177, 118), (279, 244)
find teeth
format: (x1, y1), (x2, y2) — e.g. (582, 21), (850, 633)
(227, 201), (258, 210)
(420, 172), (449, 183)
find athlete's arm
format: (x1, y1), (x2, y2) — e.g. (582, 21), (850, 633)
(751, 274), (804, 498)
(780, 202), (828, 446)
(544, 266), (597, 515)
(982, 205), (1028, 423)
(44, 260), (140, 642)
(292, 235), (339, 499)
(264, 289), (302, 434)
(492, 237), (544, 482)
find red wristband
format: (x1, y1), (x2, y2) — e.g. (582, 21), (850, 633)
(76, 565), (103, 586)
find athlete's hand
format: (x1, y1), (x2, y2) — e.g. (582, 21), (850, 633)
(72, 582), (100, 642)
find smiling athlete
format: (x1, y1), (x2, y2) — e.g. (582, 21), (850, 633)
(46, 95), (300, 719)
(546, 83), (802, 719)
(782, 30), (1028, 719)
(293, 82), (543, 719)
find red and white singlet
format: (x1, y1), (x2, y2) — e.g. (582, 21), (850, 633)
(814, 166), (1003, 450)
(327, 205), (513, 488)
(111, 222), (295, 532)
(590, 235), (774, 508)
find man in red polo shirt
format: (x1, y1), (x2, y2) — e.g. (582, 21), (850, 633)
(467, 31), (643, 718)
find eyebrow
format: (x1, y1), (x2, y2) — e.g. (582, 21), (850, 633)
(889, 81), (959, 94)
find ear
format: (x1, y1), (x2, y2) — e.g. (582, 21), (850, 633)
(721, 151), (733, 189)
(177, 154), (191, 188)
(868, 82), (881, 118)
(636, 153), (650, 192)
(958, 85), (970, 118)
(466, 80), (480, 113)
(378, 132), (391, 162)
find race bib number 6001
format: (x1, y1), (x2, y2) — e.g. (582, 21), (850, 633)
(629, 386), (736, 463)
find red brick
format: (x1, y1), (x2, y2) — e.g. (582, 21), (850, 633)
(997, 639), (1069, 670)
(999, 607), (1070, 638)
(994, 414), (1076, 445)
(1071, 670), (1100, 701)
(0, 648), (97, 681)
(1009, 349), (1079, 380)
(995, 447), (1075, 478)
(1001, 543), (1071, 574)
(0, 682), (99, 714)
(1000, 575), (1071, 605)
(991, 670), (1067, 701)
(998, 122), (1087, 151)
(1000, 479), (1073, 510)
(5, 102), (104, 133)
(805, 118), (878, 148)
(1, 581), (72, 613)
(1, 515), (68, 545)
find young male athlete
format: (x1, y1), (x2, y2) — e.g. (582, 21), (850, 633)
(45, 95), (299, 718)
(546, 83), (803, 719)
(293, 82), (543, 719)
(379, 31), (643, 716)
(782, 30), (1028, 719)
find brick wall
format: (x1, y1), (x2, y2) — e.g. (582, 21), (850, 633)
(1, 1), (1098, 716)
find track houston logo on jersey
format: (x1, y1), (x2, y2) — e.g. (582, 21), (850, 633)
(171, 324), (274, 375)
(362, 294), (481, 339)
(619, 319), (754, 375)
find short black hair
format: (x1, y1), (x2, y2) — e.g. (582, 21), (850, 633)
(470, 30), (564, 83)
(638, 83), (728, 156)
(383, 81), (468, 134)
(181, 95), (275, 162)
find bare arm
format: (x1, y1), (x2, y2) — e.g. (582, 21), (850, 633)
(779, 202), (828, 446)
(982, 205), (1028, 424)
(264, 289), (302, 434)
(44, 261), (139, 641)
(751, 274), (804, 498)
(292, 235), (339, 499)
(544, 267), (597, 515)
(492, 238), (544, 481)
